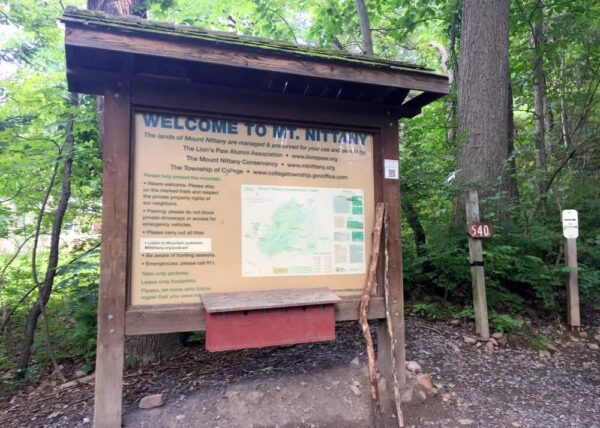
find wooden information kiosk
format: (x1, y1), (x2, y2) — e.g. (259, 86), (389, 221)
(61, 7), (448, 427)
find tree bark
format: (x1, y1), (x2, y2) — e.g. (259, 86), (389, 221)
(124, 333), (187, 367)
(559, 54), (573, 150)
(506, 81), (519, 205)
(87, 0), (135, 14)
(431, 40), (458, 146)
(401, 200), (426, 257)
(17, 94), (78, 372)
(532, 0), (547, 174)
(355, 0), (374, 55)
(455, 0), (510, 222)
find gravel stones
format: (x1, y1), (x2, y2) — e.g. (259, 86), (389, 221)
(139, 394), (165, 409)
(405, 316), (600, 427)
(491, 332), (504, 340)
(463, 336), (478, 345)
(417, 373), (433, 391)
(405, 361), (422, 374)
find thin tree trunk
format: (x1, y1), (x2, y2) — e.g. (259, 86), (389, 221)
(17, 94), (78, 372)
(545, 95), (554, 134)
(560, 97), (573, 150)
(559, 54), (573, 150)
(431, 40), (458, 145)
(87, 0), (134, 14)
(448, 5), (460, 146)
(506, 82), (519, 206)
(455, 0), (510, 223)
(532, 0), (547, 175)
(449, 5), (460, 86)
(355, 0), (374, 55)
(401, 200), (426, 257)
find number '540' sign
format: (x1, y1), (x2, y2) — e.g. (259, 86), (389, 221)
(468, 222), (493, 239)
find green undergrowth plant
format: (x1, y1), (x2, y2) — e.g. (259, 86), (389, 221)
(489, 312), (523, 333)
(409, 302), (446, 320)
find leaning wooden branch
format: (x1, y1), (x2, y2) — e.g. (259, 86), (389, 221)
(359, 202), (385, 427)
(384, 210), (405, 427)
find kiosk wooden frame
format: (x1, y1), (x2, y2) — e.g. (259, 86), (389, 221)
(61, 7), (448, 427)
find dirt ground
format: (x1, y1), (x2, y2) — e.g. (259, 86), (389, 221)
(1, 313), (599, 427)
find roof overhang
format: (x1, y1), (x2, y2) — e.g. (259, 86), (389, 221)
(62, 7), (449, 118)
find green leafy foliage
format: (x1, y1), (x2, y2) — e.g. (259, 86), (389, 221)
(489, 313), (523, 333)
(410, 302), (444, 320)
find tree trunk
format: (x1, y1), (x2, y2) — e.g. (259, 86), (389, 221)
(455, 0), (510, 222)
(401, 200), (426, 257)
(506, 81), (519, 206)
(559, 54), (573, 150)
(449, 5), (460, 87)
(124, 333), (187, 367)
(355, 0), (373, 55)
(431, 40), (458, 145)
(532, 0), (547, 175)
(17, 94), (78, 372)
(87, 0), (135, 14)
(88, 0), (184, 366)
(560, 96), (573, 150)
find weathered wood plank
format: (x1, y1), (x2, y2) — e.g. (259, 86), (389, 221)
(201, 288), (342, 313)
(131, 80), (393, 127)
(377, 120), (406, 389)
(65, 26), (449, 94)
(125, 296), (385, 335)
(465, 190), (490, 339)
(383, 208), (405, 427)
(93, 83), (130, 428)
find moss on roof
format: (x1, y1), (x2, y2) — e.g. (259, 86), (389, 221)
(61, 7), (438, 75)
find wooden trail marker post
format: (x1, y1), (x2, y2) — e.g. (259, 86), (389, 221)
(562, 209), (580, 328)
(60, 7), (448, 427)
(465, 190), (490, 339)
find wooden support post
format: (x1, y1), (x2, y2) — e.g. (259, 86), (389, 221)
(565, 238), (580, 328)
(465, 190), (489, 339)
(383, 210), (404, 428)
(94, 84), (130, 428)
(377, 119), (406, 409)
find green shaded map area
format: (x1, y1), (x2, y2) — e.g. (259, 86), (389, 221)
(258, 199), (317, 257)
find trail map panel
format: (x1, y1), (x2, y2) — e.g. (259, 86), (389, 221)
(241, 185), (366, 277)
(130, 112), (374, 305)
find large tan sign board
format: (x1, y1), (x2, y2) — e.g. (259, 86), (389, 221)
(130, 112), (375, 305)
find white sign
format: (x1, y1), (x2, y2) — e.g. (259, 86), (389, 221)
(562, 209), (578, 239)
(384, 159), (399, 180)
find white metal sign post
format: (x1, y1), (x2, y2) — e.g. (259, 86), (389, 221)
(562, 210), (580, 328)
